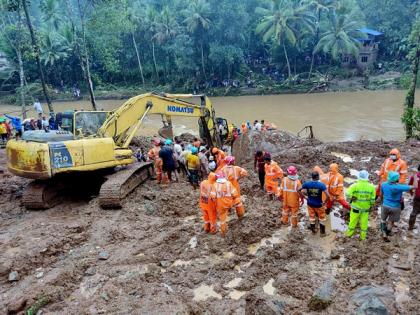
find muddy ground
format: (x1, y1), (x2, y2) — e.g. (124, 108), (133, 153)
(0, 132), (419, 314)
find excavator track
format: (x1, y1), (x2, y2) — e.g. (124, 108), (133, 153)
(22, 179), (65, 209)
(99, 161), (154, 209)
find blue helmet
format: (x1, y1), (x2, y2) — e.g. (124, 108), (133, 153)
(387, 171), (400, 183)
(358, 170), (369, 180)
(165, 139), (173, 145)
(191, 147), (198, 154)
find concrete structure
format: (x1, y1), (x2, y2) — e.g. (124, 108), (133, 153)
(342, 28), (383, 71)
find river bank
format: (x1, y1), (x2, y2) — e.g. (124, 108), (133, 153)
(0, 71), (405, 104)
(0, 131), (418, 314)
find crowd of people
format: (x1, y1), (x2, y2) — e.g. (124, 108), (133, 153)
(147, 139), (419, 241)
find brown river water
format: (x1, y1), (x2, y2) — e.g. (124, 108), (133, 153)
(0, 90), (414, 141)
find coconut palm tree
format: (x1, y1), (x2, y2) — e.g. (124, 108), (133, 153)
(256, 0), (315, 78)
(40, 32), (69, 67)
(183, 0), (211, 79)
(40, 0), (61, 30)
(314, 8), (363, 61)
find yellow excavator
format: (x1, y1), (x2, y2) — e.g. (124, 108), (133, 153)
(6, 92), (231, 209)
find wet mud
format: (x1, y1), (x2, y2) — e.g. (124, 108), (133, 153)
(0, 131), (419, 314)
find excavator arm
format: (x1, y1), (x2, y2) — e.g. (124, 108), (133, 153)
(97, 92), (222, 148)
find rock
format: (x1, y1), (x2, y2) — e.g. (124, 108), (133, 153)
(8, 271), (20, 282)
(159, 260), (171, 268)
(357, 297), (389, 315)
(308, 279), (334, 311)
(7, 298), (27, 313)
(85, 266), (97, 276)
(144, 202), (157, 215)
(98, 251), (110, 260)
(35, 271), (44, 279)
(245, 292), (285, 315)
(330, 249), (340, 260)
(101, 292), (110, 301)
(350, 286), (394, 315)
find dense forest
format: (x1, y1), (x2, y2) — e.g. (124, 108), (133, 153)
(0, 0), (419, 107)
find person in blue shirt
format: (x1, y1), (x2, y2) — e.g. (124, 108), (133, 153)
(380, 171), (413, 241)
(4, 114), (22, 137)
(299, 171), (331, 236)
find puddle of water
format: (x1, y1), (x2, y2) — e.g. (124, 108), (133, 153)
(172, 259), (192, 267)
(331, 152), (354, 163)
(248, 229), (288, 255)
(229, 290), (247, 300)
(193, 284), (222, 301)
(360, 156), (372, 162)
(263, 278), (276, 296)
(224, 277), (242, 289)
(330, 211), (347, 232)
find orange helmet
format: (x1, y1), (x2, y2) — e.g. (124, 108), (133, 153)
(329, 163), (339, 174)
(211, 148), (219, 155)
(313, 165), (324, 175)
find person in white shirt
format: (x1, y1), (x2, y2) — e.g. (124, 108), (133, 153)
(254, 120), (262, 131)
(33, 100), (43, 114)
(41, 116), (49, 131)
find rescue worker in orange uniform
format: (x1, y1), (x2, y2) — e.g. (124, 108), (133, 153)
(264, 155), (284, 199)
(199, 172), (217, 234)
(313, 165), (329, 202)
(241, 123), (248, 134)
(210, 171), (243, 236)
(326, 163), (350, 214)
(148, 139), (163, 184)
(212, 147), (226, 172)
(222, 156), (248, 217)
(278, 166), (303, 227)
(377, 148), (408, 196)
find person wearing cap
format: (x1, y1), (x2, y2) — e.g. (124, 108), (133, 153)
(278, 166), (302, 228)
(210, 171), (242, 236)
(208, 156), (217, 172)
(221, 155), (248, 217)
(264, 155), (284, 199)
(199, 172), (217, 234)
(346, 170), (376, 241)
(148, 138), (163, 184)
(159, 139), (176, 184)
(380, 171), (413, 241)
(299, 171), (331, 236)
(326, 163), (350, 214)
(186, 146), (200, 189)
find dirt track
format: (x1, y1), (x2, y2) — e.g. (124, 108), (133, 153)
(0, 132), (419, 314)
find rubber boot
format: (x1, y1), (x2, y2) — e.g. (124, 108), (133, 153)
(309, 224), (316, 234)
(325, 208), (332, 215)
(408, 216), (416, 231)
(319, 224), (326, 237)
(380, 222), (390, 242)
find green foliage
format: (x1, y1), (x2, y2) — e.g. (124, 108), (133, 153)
(26, 296), (49, 315)
(0, 0), (417, 94)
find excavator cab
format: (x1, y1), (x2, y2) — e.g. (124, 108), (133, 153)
(60, 110), (109, 138)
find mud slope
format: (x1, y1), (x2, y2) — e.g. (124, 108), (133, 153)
(0, 132), (419, 314)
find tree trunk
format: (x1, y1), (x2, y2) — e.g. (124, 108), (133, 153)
(282, 41), (291, 78)
(132, 32), (145, 86)
(403, 35), (420, 139)
(17, 49), (26, 119)
(308, 53), (315, 79)
(77, 0), (96, 110)
(200, 40), (207, 79)
(152, 42), (159, 81)
(21, 0), (54, 114)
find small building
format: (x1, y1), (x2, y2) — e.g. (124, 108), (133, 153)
(342, 28), (383, 71)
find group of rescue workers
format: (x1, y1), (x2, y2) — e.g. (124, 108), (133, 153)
(148, 138), (419, 241)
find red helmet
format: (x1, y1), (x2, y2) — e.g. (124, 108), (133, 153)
(287, 166), (297, 176)
(224, 155), (235, 165)
(216, 171), (225, 179)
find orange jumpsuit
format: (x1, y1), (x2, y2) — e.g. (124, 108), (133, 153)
(377, 149), (408, 195)
(313, 166), (329, 202)
(213, 149), (226, 172)
(210, 179), (242, 235)
(241, 124), (247, 134)
(221, 165), (248, 216)
(148, 146), (162, 183)
(326, 165), (350, 210)
(264, 161), (284, 195)
(199, 174), (217, 233)
(278, 177), (302, 227)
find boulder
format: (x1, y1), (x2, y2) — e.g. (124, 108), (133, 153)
(308, 279), (334, 311)
(350, 286), (394, 315)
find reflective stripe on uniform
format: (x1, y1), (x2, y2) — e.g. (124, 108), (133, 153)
(281, 178), (298, 192)
(216, 182), (232, 198)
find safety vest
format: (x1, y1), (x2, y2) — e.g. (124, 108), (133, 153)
(383, 159), (407, 174)
(281, 177), (299, 192)
(214, 181), (233, 198)
(200, 180), (214, 205)
(223, 166), (238, 181)
(266, 162), (282, 177)
(346, 179), (376, 211)
(328, 174), (343, 189)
